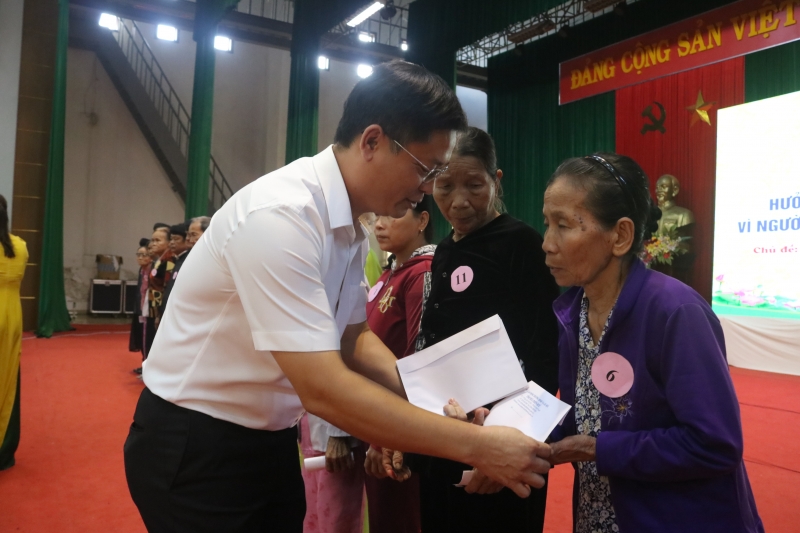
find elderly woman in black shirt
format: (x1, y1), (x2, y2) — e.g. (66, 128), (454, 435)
(407, 127), (560, 533)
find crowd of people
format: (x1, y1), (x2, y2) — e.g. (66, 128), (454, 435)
(122, 59), (764, 533)
(128, 217), (210, 375)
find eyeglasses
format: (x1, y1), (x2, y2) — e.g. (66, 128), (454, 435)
(135, 253), (149, 258)
(394, 140), (448, 183)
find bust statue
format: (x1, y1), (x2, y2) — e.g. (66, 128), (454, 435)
(655, 174), (695, 237)
(653, 174), (695, 285)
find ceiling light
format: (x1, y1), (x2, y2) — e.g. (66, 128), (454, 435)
(318, 56), (330, 70)
(358, 31), (377, 43)
(508, 19), (555, 44)
(98, 13), (119, 31)
(357, 64), (373, 78)
(347, 2), (384, 27)
(156, 24), (178, 42)
(400, 39), (408, 51)
(583, 0), (623, 13)
(214, 36), (233, 52)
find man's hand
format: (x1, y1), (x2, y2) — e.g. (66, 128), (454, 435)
(325, 436), (354, 473)
(470, 426), (552, 498)
(364, 445), (388, 479)
(465, 468), (504, 495)
(548, 435), (596, 465)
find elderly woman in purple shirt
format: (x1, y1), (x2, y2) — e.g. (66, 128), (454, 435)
(542, 153), (763, 533)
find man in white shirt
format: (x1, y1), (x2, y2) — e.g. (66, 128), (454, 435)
(124, 60), (552, 532)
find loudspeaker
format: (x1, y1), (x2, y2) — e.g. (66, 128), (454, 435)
(123, 282), (139, 315)
(90, 279), (123, 314)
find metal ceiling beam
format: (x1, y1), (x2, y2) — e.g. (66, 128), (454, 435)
(68, 0), (484, 88)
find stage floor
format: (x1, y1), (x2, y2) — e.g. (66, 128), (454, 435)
(2, 326), (798, 532)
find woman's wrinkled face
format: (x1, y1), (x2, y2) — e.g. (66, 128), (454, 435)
(432, 155), (498, 238)
(542, 177), (619, 288)
(373, 209), (424, 254)
(135, 247), (151, 267)
(149, 229), (169, 257)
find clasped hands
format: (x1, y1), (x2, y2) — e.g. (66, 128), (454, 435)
(364, 399), (593, 497)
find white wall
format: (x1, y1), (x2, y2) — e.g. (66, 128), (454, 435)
(64, 49), (185, 310)
(456, 85), (488, 131)
(137, 22), (292, 188)
(318, 58), (361, 150)
(0, 0), (25, 217)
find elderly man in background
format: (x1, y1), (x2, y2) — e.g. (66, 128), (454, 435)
(187, 216), (210, 248)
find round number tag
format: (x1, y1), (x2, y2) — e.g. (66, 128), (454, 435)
(368, 281), (384, 302)
(591, 352), (634, 398)
(450, 266), (474, 293)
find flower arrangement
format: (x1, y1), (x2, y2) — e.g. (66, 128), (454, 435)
(639, 229), (685, 267)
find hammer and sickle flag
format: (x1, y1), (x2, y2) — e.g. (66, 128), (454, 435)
(641, 101), (666, 135)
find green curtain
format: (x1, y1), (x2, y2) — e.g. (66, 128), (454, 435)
(36, 0), (71, 337)
(284, 0), (369, 164)
(184, 0), (237, 218)
(745, 40), (800, 102)
(489, 78), (615, 234)
(285, 40), (320, 163)
(407, 0), (564, 82)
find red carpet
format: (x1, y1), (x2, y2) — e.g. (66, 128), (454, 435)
(1, 327), (798, 532)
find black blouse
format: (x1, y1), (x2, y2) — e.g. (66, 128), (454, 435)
(418, 213), (560, 396)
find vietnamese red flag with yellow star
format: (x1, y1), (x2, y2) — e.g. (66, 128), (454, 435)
(615, 58), (745, 301)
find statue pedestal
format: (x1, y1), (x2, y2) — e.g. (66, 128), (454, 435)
(651, 253), (695, 286)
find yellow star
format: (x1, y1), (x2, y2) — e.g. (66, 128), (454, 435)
(686, 90), (716, 127)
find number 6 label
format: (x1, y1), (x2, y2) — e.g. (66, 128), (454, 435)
(450, 266), (474, 292)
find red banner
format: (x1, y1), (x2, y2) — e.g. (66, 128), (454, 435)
(560, 0), (800, 105)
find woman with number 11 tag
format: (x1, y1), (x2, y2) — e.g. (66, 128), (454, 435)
(543, 153), (763, 533)
(405, 127), (560, 533)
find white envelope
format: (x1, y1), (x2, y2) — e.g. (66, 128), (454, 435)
(484, 381), (571, 442)
(397, 315), (528, 415)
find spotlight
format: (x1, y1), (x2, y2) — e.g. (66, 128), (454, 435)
(613, 2), (627, 16)
(214, 36), (233, 52)
(156, 24), (178, 42)
(400, 39), (408, 51)
(357, 64), (373, 78)
(98, 13), (119, 31)
(318, 56), (330, 70)
(380, 1), (397, 20)
(557, 25), (570, 39)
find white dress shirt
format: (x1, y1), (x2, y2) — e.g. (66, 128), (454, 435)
(143, 146), (368, 431)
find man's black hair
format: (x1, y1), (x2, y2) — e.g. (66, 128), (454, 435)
(153, 222), (169, 231)
(333, 60), (467, 148)
(169, 222), (188, 239)
(139, 238), (150, 248)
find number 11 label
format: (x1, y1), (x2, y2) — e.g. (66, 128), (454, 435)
(450, 266), (474, 293)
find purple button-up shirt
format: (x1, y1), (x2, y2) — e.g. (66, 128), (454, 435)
(551, 259), (763, 533)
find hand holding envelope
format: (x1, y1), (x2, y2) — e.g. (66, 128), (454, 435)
(397, 315), (529, 415)
(396, 315), (571, 494)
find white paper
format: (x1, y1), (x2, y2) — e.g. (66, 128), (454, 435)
(303, 452), (354, 472)
(484, 381), (571, 442)
(397, 315), (528, 415)
(456, 470), (474, 487)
